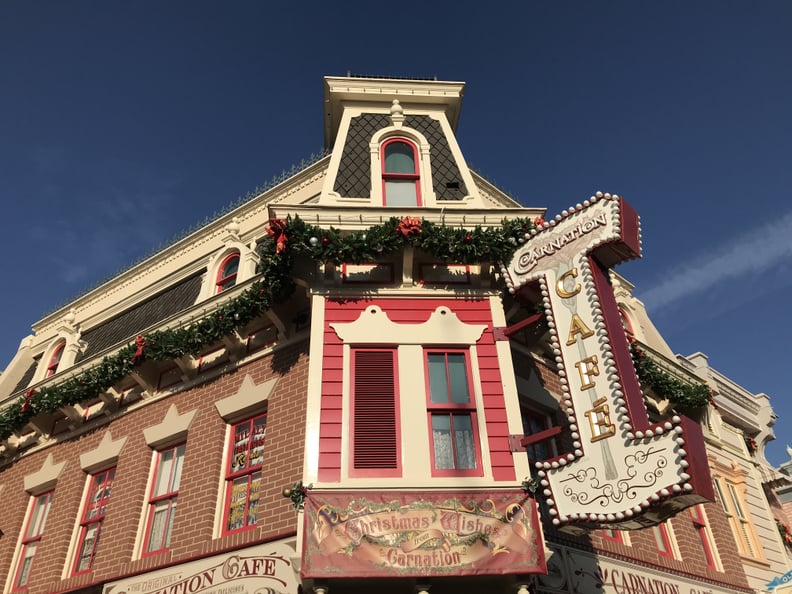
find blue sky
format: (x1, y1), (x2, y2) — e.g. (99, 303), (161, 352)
(1, 2), (791, 464)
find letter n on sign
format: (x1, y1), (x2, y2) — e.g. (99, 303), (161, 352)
(503, 194), (713, 530)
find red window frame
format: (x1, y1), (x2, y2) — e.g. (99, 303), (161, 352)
(618, 307), (634, 337)
(216, 253), (240, 293)
(690, 505), (717, 569)
(653, 523), (674, 558)
(381, 138), (421, 207)
(350, 348), (401, 477)
(521, 409), (560, 463)
(71, 468), (114, 575)
(223, 414), (266, 534)
(143, 444), (185, 556)
(425, 350), (483, 477)
(46, 342), (65, 377)
(13, 491), (53, 590)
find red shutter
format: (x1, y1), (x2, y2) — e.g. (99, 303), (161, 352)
(352, 349), (398, 470)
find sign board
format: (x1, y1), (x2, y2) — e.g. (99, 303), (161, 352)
(504, 194), (713, 529)
(103, 541), (299, 594)
(302, 490), (545, 578)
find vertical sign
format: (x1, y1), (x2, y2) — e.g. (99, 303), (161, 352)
(503, 193), (712, 529)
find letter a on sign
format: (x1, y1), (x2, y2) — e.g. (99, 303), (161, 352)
(503, 194), (713, 529)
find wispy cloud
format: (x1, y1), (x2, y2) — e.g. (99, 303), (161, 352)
(638, 209), (792, 311)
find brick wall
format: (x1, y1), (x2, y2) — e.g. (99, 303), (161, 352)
(0, 339), (308, 594)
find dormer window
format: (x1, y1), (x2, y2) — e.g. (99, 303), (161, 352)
(46, 342), (66, 378)
(216, 253), (240, 293)
(381, 139), (421, 207)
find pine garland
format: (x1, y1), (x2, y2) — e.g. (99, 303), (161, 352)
(630, 342), (711, 409)
(0, 215), (539, 441)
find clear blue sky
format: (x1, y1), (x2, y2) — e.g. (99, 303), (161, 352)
(1, 2), (791, 463)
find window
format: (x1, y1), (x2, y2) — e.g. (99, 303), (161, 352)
(13, 491), (53, 589)
(601, 528), (624, 544)
(618, 307), (634, 337)
(689, 505), (717, 569)
(351, 349), (400, 476)
(521, 409), (560, 463)
(426, 351), (481, 476)
(223, 414), (266, 534)
(72, 469), (114, 574)
(46, 342), (65, 377)
(714, 477), (759, 557)
(652, 522), (674, 558)
(143, 444), (185, 555)
(381, 139), (420, 207)
(216, 253), (240, 293)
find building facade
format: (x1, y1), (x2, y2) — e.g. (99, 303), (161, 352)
(0, 76), (779, 594)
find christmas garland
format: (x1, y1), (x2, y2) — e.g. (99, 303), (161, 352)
(630, 343), (712, 409)
(0, 215), (539, 441)
(0, 214), (714, 442)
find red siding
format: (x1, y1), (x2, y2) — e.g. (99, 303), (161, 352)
(318, 298), (515, 482)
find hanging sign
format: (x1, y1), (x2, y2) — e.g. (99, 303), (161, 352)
(302, 489), (545, 578)
(503, 193), (713, 529)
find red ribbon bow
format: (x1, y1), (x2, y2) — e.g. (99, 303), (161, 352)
(132, 335), (146, 363)
(266, 218), (289, 254)
(396, 216), (422, 238)
(21, 388), (36, 413)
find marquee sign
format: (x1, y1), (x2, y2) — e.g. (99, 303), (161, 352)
(302, 490), (545, 578)
(102, 541), (299, 594)
(503, 192), (713, 529)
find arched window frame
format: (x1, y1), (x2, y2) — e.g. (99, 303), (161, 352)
(380, 138), (421, 207)
(215, 252), (240, 294)
(46, 341), (66, 378)
(370, 126), (434, 207)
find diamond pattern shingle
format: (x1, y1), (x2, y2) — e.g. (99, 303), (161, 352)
(75, 272), (204, 363)
(334, 113), (466, 201)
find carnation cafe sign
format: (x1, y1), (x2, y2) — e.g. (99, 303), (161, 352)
(503, 193), (713, 529)
(102, 542), (299, 594)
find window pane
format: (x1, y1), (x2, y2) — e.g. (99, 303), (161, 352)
(226, 476), (250, 532)
(428, 354), (448, 404)
(728, 484), (746, 519)
(170, 445), (185, 491)
(384, 180), (418, 206)
(153, 450), (174, 496)
(653, 525), (669, 553)
(384, 142), (415, 173)
(222, 256), (239, 278)
(432, 415), (454, 469)
(250, 417), (267, 467)
(75, 523), (100, 572)
(248, 471), (261, 526)
(453, 414), (476, 469)
(16, 542), (37, 587)
(27, 494), (51, 538)
(447, 354), (469, 403)
(147, 502), (169, 552)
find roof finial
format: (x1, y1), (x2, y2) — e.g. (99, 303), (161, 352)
(390, 99), (404, 127)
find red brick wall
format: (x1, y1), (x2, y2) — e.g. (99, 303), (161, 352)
(0, 339), (308, 594)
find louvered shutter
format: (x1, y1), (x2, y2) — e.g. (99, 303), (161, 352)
(352, 349), (398, 469)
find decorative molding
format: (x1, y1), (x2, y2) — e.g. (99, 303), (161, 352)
(143, 404), (197, 450)
(80, 431), (128, 474)
(214, 375), (277, 423)
(24, 453), (66, 494)
(330, 305), (486, 345)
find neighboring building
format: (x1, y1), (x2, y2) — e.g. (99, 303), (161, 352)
(0, 76), (777, 594)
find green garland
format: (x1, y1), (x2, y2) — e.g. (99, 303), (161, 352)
(630, 342), (711, 409)
(0, 215), (539, 441)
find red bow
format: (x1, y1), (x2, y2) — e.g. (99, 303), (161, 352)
(396, 216), (422, 238)
(266, 218), (289, 254)
(132, 335), (146, 362)
(21, 388), (35, 413)
(533, 216), (545, 226)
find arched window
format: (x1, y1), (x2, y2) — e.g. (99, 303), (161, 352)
(618, 307), (634, 337)
(381, 139), (420, 206)
(216, 253), (240, 293)
(46, 342), (66, 378)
